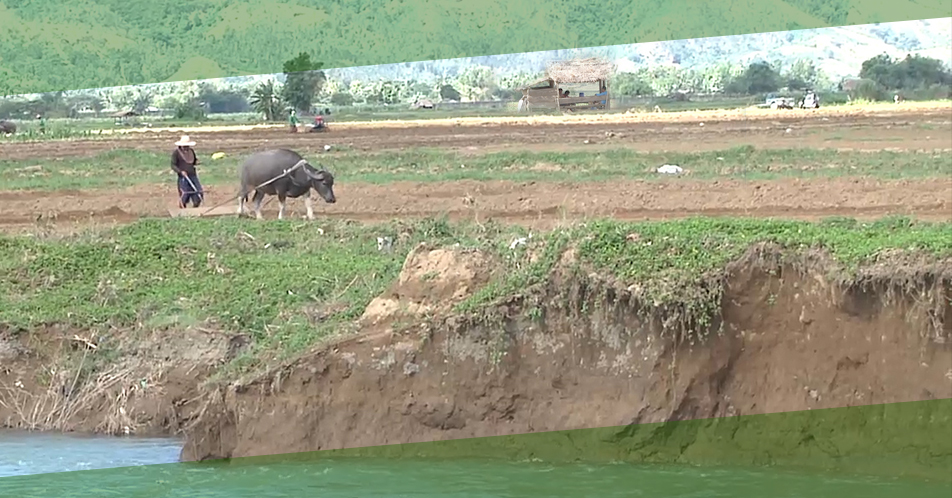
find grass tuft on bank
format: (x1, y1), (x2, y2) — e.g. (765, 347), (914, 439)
(1, 215), (950, 376)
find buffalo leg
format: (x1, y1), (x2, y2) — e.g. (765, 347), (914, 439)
(237, 192), (246, 216)
(253, 191), (265, 220)
(277, 193), (287, 220)
(304, 191), (314, 220)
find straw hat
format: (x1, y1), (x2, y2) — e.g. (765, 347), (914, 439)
(175, 135), (196, 147)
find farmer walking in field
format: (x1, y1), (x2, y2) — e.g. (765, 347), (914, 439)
(170, 135), (204, 208)
(288, 109), (299, 133)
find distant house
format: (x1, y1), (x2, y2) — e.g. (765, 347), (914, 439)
(519, 57), (614, 113)
(412, 98), (435, 109)
(111, 110), (139, 126)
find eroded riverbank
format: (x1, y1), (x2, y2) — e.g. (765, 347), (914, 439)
(1, 217), (950, 482)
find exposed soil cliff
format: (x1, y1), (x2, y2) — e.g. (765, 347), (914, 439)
(177, 243), (952, 462)
(2, 241), (950, 473)
(0, 324), (239, 437)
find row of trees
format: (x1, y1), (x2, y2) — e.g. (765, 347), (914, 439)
(853, 53), (952, 100)
(1, 53), (949, 122)
(243, 53), (950, 118)
(609, 58), (830, 97)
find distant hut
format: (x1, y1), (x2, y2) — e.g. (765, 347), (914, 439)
(412, 98), (435, 110)
(519, 57), (614, 112)
(111, 109), (139, 126)
(519, 77), (557, 111)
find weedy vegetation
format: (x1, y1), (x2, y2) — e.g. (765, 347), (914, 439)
(1, 215), (950, 378)
(471, 215), (952, 342)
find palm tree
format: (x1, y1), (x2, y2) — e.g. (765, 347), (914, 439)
(249, 80), (283, 122)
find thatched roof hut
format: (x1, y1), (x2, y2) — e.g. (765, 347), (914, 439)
(544, 57), (615, 84)
(515, 57), (616, 113)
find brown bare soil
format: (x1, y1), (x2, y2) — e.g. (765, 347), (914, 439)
(1, 105), (951, 233)
(2, 107), (951, 162)
(0, 105), (950, 472)
(1, 105), (949, 235)
(0, 177), (950, 236)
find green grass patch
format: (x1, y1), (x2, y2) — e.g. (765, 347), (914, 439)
(1, 215), (950, 378)
(2, 145), (950, 191)
(457, 216), (952, 326)
(0, 216), (524, 375)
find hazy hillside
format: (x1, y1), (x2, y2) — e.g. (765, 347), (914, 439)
(323, 18), (952, 86)
(1, 0), (949, 95)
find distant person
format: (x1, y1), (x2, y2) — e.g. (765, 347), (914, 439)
(288, 109), (299, 133)
(595, 84), (608, 106)
(36, 114), (46, 134)
(170, 135), (203, 208)
(312, 113), (325, 131)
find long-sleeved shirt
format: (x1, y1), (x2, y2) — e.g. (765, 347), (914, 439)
(171, 148), (199, 176)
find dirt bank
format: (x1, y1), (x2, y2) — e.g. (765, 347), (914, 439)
(1, 237), (950, 476)
(177, 243), (951, 463)
(0, 325), (242, 437)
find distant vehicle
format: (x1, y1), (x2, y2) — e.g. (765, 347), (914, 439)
(763, 93), (795, 110)
(800, 91), (820, 109)
(309, 114), (327, 132)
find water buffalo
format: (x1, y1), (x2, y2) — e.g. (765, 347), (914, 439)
(0, 120), (15, 135)
(237, 148), (336, 220)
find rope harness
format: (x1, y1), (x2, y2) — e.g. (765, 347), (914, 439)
(191, 159), (309, 216)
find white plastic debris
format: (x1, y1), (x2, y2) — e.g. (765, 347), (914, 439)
(656, 164), (683, 175)
(376, 236), (393, 253)
(509, 233), (533, 250)
(324, 144), (332, 151)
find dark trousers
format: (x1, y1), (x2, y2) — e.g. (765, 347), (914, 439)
(177, 173), (203, 208)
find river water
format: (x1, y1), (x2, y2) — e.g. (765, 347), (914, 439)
(0, 430), (949, 497)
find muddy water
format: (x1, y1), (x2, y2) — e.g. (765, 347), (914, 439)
(1, 432), (950, 497)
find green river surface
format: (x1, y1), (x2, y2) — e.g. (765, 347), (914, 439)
(1, 430), (950, 497)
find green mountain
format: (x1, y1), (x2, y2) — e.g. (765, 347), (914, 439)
(0, 0), (948, 95)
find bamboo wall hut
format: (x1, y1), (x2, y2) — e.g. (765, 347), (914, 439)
(519, 57), (615, 112)
(547, 57), (614, 111)
(519, 77), (559, 111)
